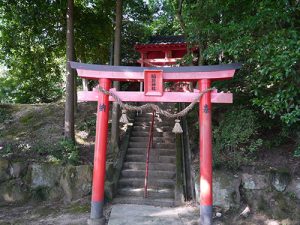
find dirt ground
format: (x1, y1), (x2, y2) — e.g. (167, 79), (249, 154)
(0, 197), (112, 225)
(0, 200), (295, 225)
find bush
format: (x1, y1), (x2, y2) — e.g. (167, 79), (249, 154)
(30, 139), (80, 165)
(59, 139), (80, 165)
(213, 108), (262, 170)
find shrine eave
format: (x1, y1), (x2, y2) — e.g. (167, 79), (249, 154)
(70, 61), (241, 82)
(135, 43), (187, 51)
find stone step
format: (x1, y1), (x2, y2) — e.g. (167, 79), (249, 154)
(133, 126), (173, 132)
(131, 131), (163, 137)
(134, 121), (171, 126)
(121, 169), (175, 180)
(123, 162), (176, 171)
(131, 131), (174, 138)
(127, 148), (176, 156)
(126, 155), (176, 164)
(118, 178), (175, 189)
(130, 136), (174, 143)
(128, 142), (175, 149)
(134, 116), (164, 121)
(118, 187), (174, 199)
(113, 196), (175, 207)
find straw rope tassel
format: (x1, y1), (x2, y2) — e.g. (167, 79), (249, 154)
(172, 119), (183, 134)
(119, 110), (129, 123)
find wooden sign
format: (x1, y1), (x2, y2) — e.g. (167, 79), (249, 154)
(144, 70), (163, 96)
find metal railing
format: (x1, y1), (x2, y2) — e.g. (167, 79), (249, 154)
(144, 110), (156, 198)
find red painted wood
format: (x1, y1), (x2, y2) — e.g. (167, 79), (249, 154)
(147, 51), (165, 59)
(199, 79), (213, 206)
(144, 70), (163, 96)
(138, 58), (182, 64)
(76, 69), (236, 81)
(172, 49), (186, 58)
(77, 90), (233, 103)
(91, 78), (110, 202)
(135, 43), (187, 51)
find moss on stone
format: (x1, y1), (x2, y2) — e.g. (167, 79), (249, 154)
(67, 203), (90, 213)
(257, 195), (269, 213)
(20, 112), (35, 124)
(31, 187), (50, 201)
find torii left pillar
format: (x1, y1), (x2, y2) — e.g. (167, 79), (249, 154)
(88, 78), (110, 225)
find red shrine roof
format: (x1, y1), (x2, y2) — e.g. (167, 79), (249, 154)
(135, 35), (187, 50)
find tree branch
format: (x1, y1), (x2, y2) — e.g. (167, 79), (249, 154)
(176, 0), (186, 33)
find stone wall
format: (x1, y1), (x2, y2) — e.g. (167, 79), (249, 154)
(195, 169), (300, 220)
(0, 123), (132, 206)
(0, 159), (95, 205)
(0, 143), (128, 206)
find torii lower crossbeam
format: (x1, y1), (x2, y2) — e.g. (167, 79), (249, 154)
(70, 62), (241, 225)
(78, 88), (233, 103)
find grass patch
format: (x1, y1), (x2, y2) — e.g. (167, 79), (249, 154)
(67, 203), (90, 213)
(0, 106), (12, 123)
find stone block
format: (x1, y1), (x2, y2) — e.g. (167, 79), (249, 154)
(286, 177), (300, 200)
(31, 163), (63, 188)
(195, 170), (240, 211)
(212, 170), (240, 210)
(9, 161), (28, 178)
(0, 159), (9, 182)
(241, 173), (268, 190)
(271, 171), (290, 192)
(105, 162), (115, 182)
(0, 179), (29, 204)
(60, 165), (92, 202)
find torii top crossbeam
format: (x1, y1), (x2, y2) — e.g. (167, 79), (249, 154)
(71, 62), (240, 81)
(70, 62), (241, 104)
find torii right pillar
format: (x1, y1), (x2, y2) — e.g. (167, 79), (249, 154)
(199, 79), (213, 224)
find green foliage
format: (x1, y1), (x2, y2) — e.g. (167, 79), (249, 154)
(78, 116), (96, 136)
(0, 144), (13, 158)
(185, 0), (300, 126)
(0, 0), (115, 103)
(294, 145), (300, 157)
(59, 139), (80, 165)
(293, 131), (300, 157)
(147, 0), (182, 35)
(30, 139), (80, 165)
(0, 0), (155, 103)
(0, 106), (12, 123)
(74, 0), (114, 64)
(121, 0), (152, 65)
(213, 108), (263, 170)
(0, 0), (66, 103)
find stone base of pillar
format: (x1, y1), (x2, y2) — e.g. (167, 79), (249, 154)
(87, 218), (106, 225)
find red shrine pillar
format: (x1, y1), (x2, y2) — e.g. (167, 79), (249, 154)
(88, 78), (110, 225)
(199, 79), (213, 225)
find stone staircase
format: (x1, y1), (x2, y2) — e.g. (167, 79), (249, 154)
(114, 110), (177, 207)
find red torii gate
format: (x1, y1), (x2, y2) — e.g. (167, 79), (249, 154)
(70, 62), (240, 225)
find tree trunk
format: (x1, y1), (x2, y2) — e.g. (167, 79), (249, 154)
(110, 0), (123, 155)
(73, 45), (78, 111)
(64, 0), (75, 142)
(176, 0), (186, 34)
(82, 78), (89, 91)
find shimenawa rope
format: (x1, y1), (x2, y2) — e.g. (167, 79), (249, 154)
(98, 86), (215, 133)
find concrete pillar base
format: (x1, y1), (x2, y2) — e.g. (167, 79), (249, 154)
(87, 218), (106, 225)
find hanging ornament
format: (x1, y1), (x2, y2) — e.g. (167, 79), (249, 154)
(119, 110), (129, 123)
(172, 119), (183, 134)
